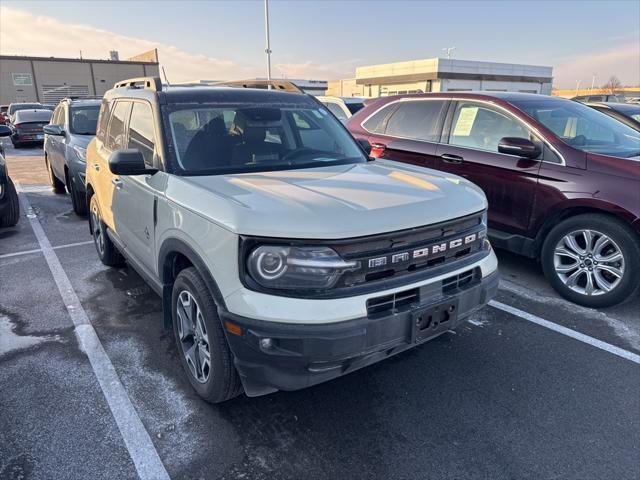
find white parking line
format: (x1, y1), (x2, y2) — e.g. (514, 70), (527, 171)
(17, 189), (170, 480)
(0, 240), (94, 260)
(489, 300), (640, 365)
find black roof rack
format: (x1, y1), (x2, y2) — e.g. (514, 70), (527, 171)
(214, 79), (303, 93)
(114, 77), (162, 92)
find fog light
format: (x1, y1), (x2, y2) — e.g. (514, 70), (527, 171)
(260, 338), (273, 349)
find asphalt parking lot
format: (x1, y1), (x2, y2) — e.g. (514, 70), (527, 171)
(1, 141), (639, 480)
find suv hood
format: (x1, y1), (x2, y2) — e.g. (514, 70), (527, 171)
(168, 160), (487, 239)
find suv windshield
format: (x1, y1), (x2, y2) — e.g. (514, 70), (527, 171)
(512, 98), (640, 158)
(167, 102), (366, 174)
(70, 105), (100, 135)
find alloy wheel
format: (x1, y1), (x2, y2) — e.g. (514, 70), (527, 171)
(90, 202), (105, 257)
(176, 290), (211, 383)
(553, 229), (625, 297)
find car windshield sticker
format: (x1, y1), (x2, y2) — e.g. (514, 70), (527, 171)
(452, 106), (479, 136)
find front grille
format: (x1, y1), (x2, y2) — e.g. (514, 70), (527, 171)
(366, 267), (480, 317)
(366, 288), (419, 317)
(334, 212), (486, 290)
(442, 268), (479, 295)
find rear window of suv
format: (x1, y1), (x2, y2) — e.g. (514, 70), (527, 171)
(166, 102), (366, 175)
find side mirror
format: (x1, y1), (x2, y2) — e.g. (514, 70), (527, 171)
(356, 138), (372, 155)
(109, 149), (157, 176)
(498, 137), (541, 159)
(43, 124), (65, 136)
(0, 125), (11, 137)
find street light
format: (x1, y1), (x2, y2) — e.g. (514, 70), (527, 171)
(264, 0), (272, 81)
(442, 47), (456, 60)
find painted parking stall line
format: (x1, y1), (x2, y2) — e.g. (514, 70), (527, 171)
(0, 240), (94, 260)
(17, 189), (170, 480)
(489, 300), (640, 365)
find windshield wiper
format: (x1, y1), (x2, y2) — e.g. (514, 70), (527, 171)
(626, 150), (640, 158)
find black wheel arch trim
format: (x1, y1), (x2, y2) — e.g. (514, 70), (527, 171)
(158, 238), (227, 328)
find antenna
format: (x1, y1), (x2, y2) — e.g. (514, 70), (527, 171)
(162, 66), (170, 86)
(442, 47), (456, 60)
(264, 0), (272, 84)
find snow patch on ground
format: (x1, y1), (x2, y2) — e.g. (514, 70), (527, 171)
(499, 278), (640, 350)
(0, 315), (62, 356)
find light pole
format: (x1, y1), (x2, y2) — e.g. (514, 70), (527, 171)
(264, 0), (272, 81)
(442, 47), (456, 60)
(591, 74), (596, 93)
(575, 79), (582, 96)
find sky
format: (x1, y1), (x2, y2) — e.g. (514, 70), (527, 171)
(0, 0), (638, 89)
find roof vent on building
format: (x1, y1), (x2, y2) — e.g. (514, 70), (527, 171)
(109, 51), (119, 61)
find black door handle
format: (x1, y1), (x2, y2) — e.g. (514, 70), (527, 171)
(441, 153), (464, 164)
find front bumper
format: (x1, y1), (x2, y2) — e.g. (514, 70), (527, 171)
(221, 269), (499, 397)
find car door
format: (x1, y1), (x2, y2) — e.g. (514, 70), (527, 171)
(111, 100), (165, 273)
(435, 101), (542, 235)
(46, 107), (65, 180)
(370, 99), (449, 170)
(97, 100), (131, 229)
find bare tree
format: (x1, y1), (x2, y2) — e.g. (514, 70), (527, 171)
(602, 76), (622, 94)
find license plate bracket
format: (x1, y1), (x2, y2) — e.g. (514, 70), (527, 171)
(411, 299), (459, 342)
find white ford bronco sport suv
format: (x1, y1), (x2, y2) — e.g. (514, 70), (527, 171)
(86, 77), (498, 403)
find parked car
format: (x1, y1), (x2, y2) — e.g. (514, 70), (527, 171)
(43, 98), (101, 215)
(9, 109), (52, 147)
(347, 92), (640, 307)
(0, 125), (19, 228)
(571, 94), (626, 103)
(0, 105), (8, 125)
(585, 102), (640, 131)
(86, 77), (498, 402)
(7, 102), (43, 122)
(317, 96), (366, 123)
(627, 97), (640, 105)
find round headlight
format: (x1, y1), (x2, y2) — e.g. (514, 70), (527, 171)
(250, 247), (288, 281)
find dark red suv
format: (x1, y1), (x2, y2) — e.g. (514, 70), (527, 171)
(347, 92), (640, 307)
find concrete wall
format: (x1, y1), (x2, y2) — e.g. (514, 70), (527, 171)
(0, 57), (159, 104)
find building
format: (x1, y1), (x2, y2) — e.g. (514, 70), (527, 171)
(327, 58), (553, 97)
(0, 49), (160, 105)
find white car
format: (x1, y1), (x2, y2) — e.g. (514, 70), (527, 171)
(318, 96), (366, 123)
(86, 78), (498, 403)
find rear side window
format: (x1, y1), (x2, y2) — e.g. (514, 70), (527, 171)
(362, 103), (396, 133)
(96, 100), (111, 141)
(106, 101), (131, 151)
(127, 102), (156, 166)
(385, 100), (447, 141)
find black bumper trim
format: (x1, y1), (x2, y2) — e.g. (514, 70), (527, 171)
(221, 270), (499, 397)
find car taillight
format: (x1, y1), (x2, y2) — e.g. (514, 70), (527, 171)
(370, 143), (386, 158)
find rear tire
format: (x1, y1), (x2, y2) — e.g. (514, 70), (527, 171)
(89, 194), (124, 267)
(46, 156), (66, 194)
(0, 177), (20, 227)
(172, 267), (243, 403)
(68, 173), (87, 216)
(541, 214), (640, 308)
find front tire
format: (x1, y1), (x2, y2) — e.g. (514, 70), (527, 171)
(68, 174), (87, 216)
(172, 267), (242, 403)
(541, 214), (640, 308)
(89, 194), (124, 267)
(0, 177), (20, 227)
(46, 156), (66, 194)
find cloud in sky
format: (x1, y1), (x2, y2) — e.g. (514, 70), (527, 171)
(0, 6), (257, 81)
(553, 41), (640, 88)
(0, 6), (359, 81)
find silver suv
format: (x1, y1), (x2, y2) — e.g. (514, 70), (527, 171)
(44, 98), (101, 215)
(86, 77), (498, 403)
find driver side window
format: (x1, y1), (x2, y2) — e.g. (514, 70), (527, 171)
(448, 102), (531, 153)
